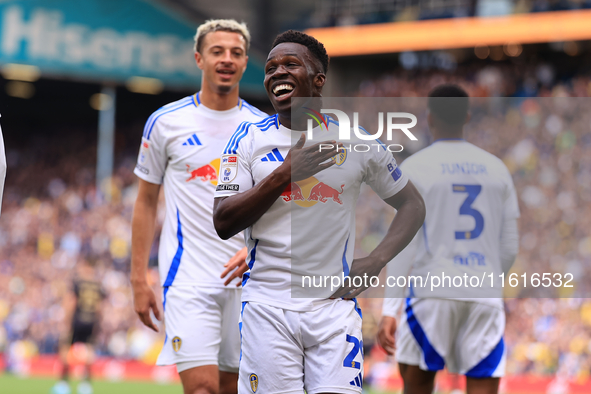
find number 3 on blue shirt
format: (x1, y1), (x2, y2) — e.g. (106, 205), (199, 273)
(453, 184), (484, 240)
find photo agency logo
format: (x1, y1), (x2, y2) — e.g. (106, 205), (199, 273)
(304, 107), (418, 152)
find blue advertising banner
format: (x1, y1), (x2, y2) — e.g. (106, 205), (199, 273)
(0, 0), (265, 94)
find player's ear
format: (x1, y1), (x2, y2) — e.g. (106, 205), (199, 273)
(195, 52), (204, 70)
(314, 73), (326, 89)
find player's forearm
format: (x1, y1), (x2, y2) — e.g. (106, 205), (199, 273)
(370, 183), (426, 268)
(214, 168), (291, 240)
(130, 197), (158, 285)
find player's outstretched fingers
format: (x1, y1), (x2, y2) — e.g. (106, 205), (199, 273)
(309, 141), (342, 161)
(223, 264), (248, 286)
(221, 247), (248, 283)
(220, 264), (234, 280)
(303, 141), (341, 176)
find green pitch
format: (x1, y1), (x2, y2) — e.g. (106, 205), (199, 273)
(0, 374), (182, 394)
(0, 375), (449, 394)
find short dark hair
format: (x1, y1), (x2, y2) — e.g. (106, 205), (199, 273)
(271, 30), (329, 74)
(428, 84), (469, 126)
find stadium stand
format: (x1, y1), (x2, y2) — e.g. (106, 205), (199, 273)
(309, 0), (591, 27)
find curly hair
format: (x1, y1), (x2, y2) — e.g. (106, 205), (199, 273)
(271, 30), (329, 74)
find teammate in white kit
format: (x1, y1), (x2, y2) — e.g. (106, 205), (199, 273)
(131, 20), (267, 394)
(213, 30), (425, 393)
(378, 85), (520, 394)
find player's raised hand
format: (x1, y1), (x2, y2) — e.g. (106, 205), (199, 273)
(377, 316), (397, 356)
(284, 133), (342, 182)
(221, 247), (249, 287)
(132, 281), (161, 332)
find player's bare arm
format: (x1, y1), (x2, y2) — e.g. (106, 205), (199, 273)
(331, 181), (425, 298)
(213, 133), (340, 240)
(130, 179), (162, 332)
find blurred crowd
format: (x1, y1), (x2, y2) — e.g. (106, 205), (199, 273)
(0, 131), (165, 372)
(310, 0), (591, 28)
(1, 57), (591, 385)
(356, 61), (591, 98)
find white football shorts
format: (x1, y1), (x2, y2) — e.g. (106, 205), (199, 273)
(238, 300), (364, 394)
(157, 286), (241, 373)
(396, 298), (505, 377)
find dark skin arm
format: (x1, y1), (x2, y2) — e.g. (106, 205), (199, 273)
(213, 133), (341, 240)
(331, 180), (426, 298)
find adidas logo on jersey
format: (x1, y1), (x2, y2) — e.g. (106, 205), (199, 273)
(261, 148), (284, 162)
(349, 371), (363, 388)
(183, 134), (202, 146)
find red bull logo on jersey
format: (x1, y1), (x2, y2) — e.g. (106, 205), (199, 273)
(281, 177), (344, 207)
(186, 158), (220, 185)
(280, 182), (305, 202)
(309, 182), (344, 204)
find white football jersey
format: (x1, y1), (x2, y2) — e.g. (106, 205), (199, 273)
(134, 93), (267, 288)
(393, 140), (519, 306)
(214, 115), (408, 311)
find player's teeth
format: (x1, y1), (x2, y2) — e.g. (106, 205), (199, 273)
(273, 84), (294, 94)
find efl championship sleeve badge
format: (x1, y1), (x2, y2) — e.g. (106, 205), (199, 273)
(220, 155), (238, 183)
(139, 138), (150, 164)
